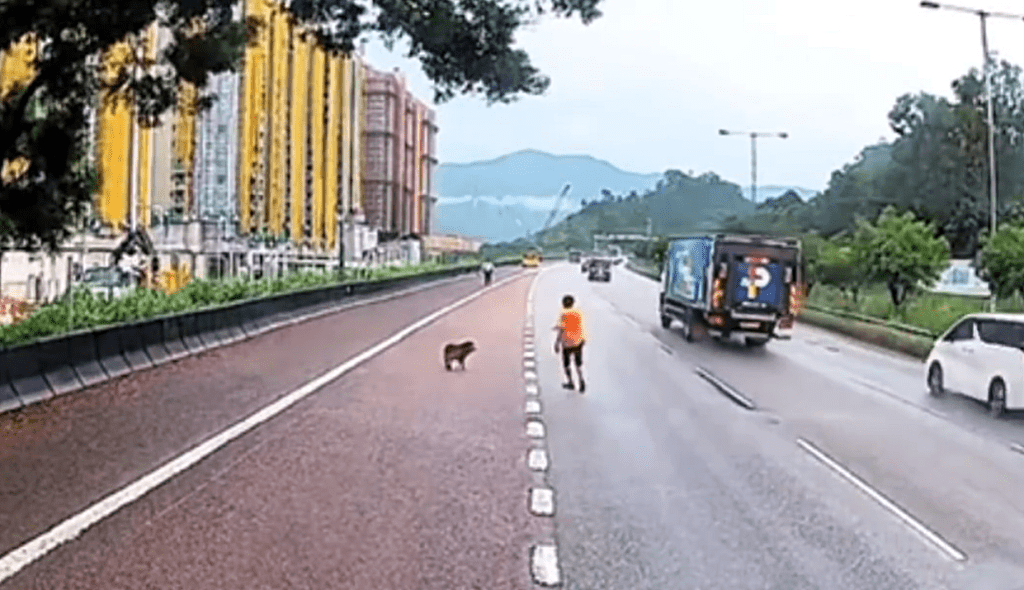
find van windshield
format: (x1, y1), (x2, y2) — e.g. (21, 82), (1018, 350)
(977, 320), (1024, 349)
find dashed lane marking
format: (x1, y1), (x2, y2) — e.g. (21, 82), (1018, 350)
(796, 438), (967, 563)
(529, 487), (555, 516)
(531, 544), (561, 586)
(524, 370), (538, 382)
(526, 420), (545, 438)
(694, 366), (756, 410)
(525, 384), (539, 396)
(528, 448), (549, 471)
(1011, 442), (1024, 456)
(526, 400), (541, 414)
(523, 350), (536, 359)
(0, 271), (527, 584)
(524, 360), (537, 370)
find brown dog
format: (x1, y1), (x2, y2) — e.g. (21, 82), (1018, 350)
(443, 341), (476, 371)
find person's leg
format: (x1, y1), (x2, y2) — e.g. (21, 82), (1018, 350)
(574, 345), (585, 392)
(561, 346), (575, 389)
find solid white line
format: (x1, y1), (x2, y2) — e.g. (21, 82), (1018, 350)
(524, 370), (538, 382)
(525, 400), (541, 414)
(528, 448), (549, 471)
(796, 438), (967, 563)
(525, 384), (539, 397)
(0, 272), (525, 584)
(531, 544), (561, 586)
(530, 487), (555, 516)
(526, 420), (545, 439)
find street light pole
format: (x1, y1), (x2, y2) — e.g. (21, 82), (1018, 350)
(719, 129), (788, 204)
(919, 1), (1021, 312)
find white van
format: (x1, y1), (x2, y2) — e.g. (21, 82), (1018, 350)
(925, 313), (1024, 416)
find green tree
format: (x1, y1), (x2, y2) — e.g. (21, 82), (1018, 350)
(1, 0), (603, 251)
(853, 206), (950, 308)
(815, 239), (864, 302)
(978, 222), (1024, 300)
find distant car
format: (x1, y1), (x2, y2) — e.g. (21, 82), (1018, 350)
(568, 250), (581, 263)
(925, 312), (1024, 416)
(588, 259), (611, 282)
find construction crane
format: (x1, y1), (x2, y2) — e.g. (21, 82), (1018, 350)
(534, 183), (572, 251)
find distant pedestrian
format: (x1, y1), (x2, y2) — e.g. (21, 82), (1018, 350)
(481, 260), (494, 286)
(553, 294), (586, 393)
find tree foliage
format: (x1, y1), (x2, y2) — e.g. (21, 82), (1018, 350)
(852, 206), (950, 308)
(978, 222), (1024, 300)
(0, 0), (603, 251)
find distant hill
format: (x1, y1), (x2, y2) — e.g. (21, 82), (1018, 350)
(432, 149), (817, 243)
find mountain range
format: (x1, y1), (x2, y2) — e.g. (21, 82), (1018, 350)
(433, 149), (818, 244)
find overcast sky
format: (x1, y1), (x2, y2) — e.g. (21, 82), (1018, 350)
(364, 0), (1024, 192)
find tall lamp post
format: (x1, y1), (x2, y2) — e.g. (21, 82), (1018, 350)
(920, 1), (1020, 312)
(718, 129), (788, 204)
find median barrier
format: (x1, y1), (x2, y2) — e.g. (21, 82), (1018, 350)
(178, 312), (206, 354)
(5, 343), (52, 406)
(161, 315), (189, 361)
(221, 305), (246, 344)
(94, 326), (132, 380)
(195, 309), (223, 349)
(239, 300), (269, 337)
(207, 307), (235, 345)
(66, 331), (106, 389)
(138, 319), (170, 367)
(0, 349), (22, 414)
(36, 334), (85, 397)
(118, 323), (154, 372)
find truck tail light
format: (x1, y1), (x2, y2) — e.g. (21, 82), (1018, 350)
(708, 314), (724, 326)
(712, 278), (725, 309)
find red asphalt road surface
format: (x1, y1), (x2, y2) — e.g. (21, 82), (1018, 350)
(0, 268), (549, 589)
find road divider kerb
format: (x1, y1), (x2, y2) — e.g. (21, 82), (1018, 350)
(694, 366), (756, 410)
(0, 270), (528, 585)
(796, 437), (967, 563)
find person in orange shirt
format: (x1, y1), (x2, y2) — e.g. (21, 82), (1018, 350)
(553, 294), (586, 393)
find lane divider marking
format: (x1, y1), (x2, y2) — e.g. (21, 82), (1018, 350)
(525, 400), (541, 414)
(523, 350), (536, 359)
(0, 271), (529, 584)
(526, 421), (545, 439)
(524, 371), (538, 382)
(524, 360), (537, 370)
(694, 366), (756, 410)
(796, 438), (967, 563)
(528, 448), (549, 471)
(1011, 442), (1024, 456)
(530, 544), (561, 587)
(529, 488), (555, 516)
(525, 384), (539, 397)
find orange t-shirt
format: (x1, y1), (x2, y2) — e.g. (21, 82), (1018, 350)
(558, 309), (586, 347)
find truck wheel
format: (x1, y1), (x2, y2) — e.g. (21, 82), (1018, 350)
(745, 337), (768, 347)
(660, 314), (672, 329)
(681, 310), (695, 342)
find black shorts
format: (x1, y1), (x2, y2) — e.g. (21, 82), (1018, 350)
(561, 343), (583, 368)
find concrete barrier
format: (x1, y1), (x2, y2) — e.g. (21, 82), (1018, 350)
(120, 323), (154, 371)
(221, 305), (247, 345)
(161, 315), (189, 361)
(194, 310), (222, 349)
(36, 335), (84, 397)
(5, 343), (51, 406)
(179, 313), (206, 353)
(0, 347), (22, 414)
(139, 319), (171, 367)
(94, 325), (132, 380)
(66, 331), (107, 388)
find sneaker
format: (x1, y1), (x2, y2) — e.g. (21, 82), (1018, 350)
(562, 381), (575, 390)
(579, 380), (586, 393)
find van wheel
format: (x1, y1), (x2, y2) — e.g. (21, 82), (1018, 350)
(927, 363), (944, 396)
(989, 379), (1007, 417)
(660, 314), (672, 329)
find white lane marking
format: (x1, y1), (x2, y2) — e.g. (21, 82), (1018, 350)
(528, 448), (549, 471)
(531, 544), (561, 587)
(523, 350), (536, 359)
(529, 487), (555, 516)
(796, 438), (967, 563)
(0, 272), (526, 584)
(693, 366), (756, 410)
(525, 384), (539, 396)
(525, 400), (541, 414)
(1011, 442), (1024, 456)
(524, 360), (536, 370)
(526, 420), (545, 438)
(524, 370), (538, 382)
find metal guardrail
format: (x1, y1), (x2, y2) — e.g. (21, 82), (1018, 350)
(0, 261), (517, 416)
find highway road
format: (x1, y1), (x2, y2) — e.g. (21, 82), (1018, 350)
(1, 261), (1023, 588)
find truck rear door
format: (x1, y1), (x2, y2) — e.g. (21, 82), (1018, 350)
(724, 252), (796, 315)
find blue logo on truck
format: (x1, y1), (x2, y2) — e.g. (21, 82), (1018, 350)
(734, 262), (782, 306)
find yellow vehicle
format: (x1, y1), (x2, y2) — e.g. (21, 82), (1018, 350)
(522, 250), (541, 268)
